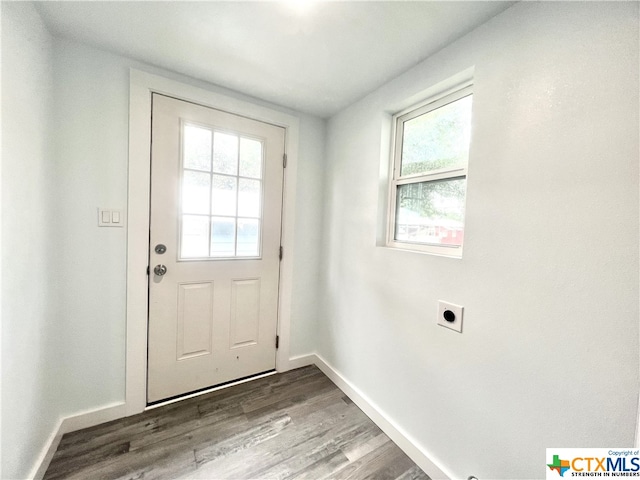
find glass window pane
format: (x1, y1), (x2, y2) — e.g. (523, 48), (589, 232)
(237, 219), (260, 257)
(239, 137), (263, 179)
(183, 125), (212, 171)
(213, 132), (238, 175)
(211, 217), (236, 257)
(395, 179), (466, 247)
(181, 215), (210, 258)
(211, 175), (237, 216)
(400, 95), (472, 176)
(182, 171), (210, 215)
(238, 179), (261, 218)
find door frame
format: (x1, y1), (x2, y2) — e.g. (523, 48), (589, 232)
(125, 69), (300, 416)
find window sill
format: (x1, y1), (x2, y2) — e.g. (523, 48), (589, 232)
(381, 242), (463, 259)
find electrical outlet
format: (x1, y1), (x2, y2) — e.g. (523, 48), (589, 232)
(437, 300), (464, 333)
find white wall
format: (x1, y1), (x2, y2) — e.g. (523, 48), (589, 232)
(4, 2), (637, 478)
(290, 115), (326, 357)
(319, 2), (639, 478)
(1, 3), (60, 479)
(50, 38), (324, 414)
(1, 18), (324, 475)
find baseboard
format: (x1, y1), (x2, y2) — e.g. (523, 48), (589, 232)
(286, 353), (316, 370)
(59, 402), (127, 435)
(29, 360), (451, 479)
(30, 419), (64, 480)
(312, 353), (454, 480)
(29, 402), (126, 479)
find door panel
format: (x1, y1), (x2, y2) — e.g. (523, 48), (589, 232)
(147, 94), (285, 403)
(176, 282), (214, 360)
(230, 278), (261, 348)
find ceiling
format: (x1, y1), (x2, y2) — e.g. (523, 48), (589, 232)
(36, 1), (514, 118)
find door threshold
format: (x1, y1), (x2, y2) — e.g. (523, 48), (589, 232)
(145, 369), (277, 410)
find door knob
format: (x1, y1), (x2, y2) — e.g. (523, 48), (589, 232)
(154, 264), (167, 276)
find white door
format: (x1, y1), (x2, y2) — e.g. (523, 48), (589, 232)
(147, 94), (285, 403)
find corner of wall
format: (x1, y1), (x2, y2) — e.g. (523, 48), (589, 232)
(28, 402), (127, 480)
(1, 2), (63, 478)
(311, 354), (454, 480)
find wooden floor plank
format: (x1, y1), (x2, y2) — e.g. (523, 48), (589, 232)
(342, 433), (390, 463)
(331, 438), (415, 480)
(194, 413), (292, 466)
(396, 465), (433, 480)
(44, 366), (430, 480)
(260, 418), (378, 480)
(288, 449), (351, 480)
(186, 400), (358, 479)
(44, 440), (131, 480)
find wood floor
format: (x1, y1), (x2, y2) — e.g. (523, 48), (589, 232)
(44, 366), (430, 480)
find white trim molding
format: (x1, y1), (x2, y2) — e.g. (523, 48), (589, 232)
(30, 403), (126, 480)
(30, 420), (63, 480)
(29, 356), (450, 480)
(126, 69), (300, 416)
(286, 354), (317, 370)
(311, 354), (454, 480)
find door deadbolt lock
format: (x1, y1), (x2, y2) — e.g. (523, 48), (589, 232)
(155, 244), (167, 254)
(154, 264), (167, 276)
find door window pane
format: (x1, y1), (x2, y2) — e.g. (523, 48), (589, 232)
(395, 179), (466, 246)
(213, 132), (238, 175)
(211, 175), (237, 216)
(237, 219), (260, 257)
(239, 138), (263, 179)
(238, 179), (261, 218)
(183, 125), (212, 171)
(211, 217), (236, 257)
(180, 126), (266, 260)
(400, 95), (472, 176)
(182, 171), (211, 215)
(181, 215), (210, 258)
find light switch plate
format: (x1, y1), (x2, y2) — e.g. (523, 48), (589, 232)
(437, 300), (464, 333)
(98, 208), (124, 227)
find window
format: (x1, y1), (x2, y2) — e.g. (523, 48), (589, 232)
(388, 83), (473, 257)
(180, 122), (264, 259)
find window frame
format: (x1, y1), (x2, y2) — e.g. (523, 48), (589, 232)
(387, 82), (473, 257)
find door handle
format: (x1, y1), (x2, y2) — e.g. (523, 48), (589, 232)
(154, 264), (167, 276)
